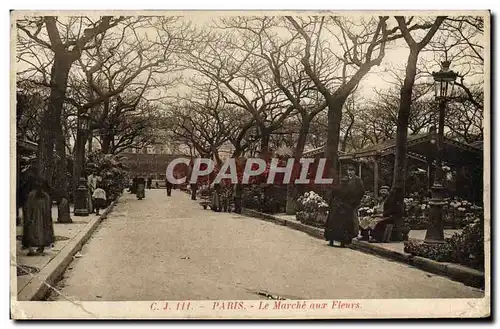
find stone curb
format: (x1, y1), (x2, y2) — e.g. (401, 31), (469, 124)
(17, 196), (121, 301)
(241, 208), (485, 289)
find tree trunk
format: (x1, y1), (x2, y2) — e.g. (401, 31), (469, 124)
(213, 150), (223, 167)
(101, 132), (113, 154)
(386, 50), (419, 239)
(55, 118), (72, 222)
(286, 117), (310, 215)
(260, 128), (271, 159)
(325, 97), (346, 180)
(341, 115), (354, 152)
(41, 55), (72, 222)
(232, 150), (244, 214)
(88, 131), (93, 153)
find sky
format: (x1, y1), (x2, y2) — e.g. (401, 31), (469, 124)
(14, 13), (485, 114)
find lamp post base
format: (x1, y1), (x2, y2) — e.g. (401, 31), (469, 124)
(424, 183), (447, 244)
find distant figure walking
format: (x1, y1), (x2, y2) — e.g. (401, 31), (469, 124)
(136, 177), (146, 200)
(130, 176), (138, 194)
(165, 178), (173, 196)
(147, 177), (152, 190)
(190, 183), (198, 200)
(22, 178), (55, 256)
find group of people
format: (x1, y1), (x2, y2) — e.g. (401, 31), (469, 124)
(128, 175), (178, 198)
(21, 171), (109, 256)
(324, 164), (393, 248)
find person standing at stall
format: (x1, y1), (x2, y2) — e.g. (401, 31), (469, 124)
(324, 164), (365, 247)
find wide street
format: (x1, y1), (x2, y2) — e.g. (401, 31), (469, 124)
(51, 189), (483, 301)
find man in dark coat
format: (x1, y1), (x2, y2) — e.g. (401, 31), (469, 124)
(324, 164), (365, 247)
(190, 183), (198, 200)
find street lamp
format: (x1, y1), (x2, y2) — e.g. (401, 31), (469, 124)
(74, 112), (91, 216)
(78, 112), (90, 132)
(424, 60), (458, 244)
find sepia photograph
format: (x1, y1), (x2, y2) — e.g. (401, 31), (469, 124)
(10, 10), (490, 319)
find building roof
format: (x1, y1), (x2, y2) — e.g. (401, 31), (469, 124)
(470, 140), (483, 149)
(17, 139), (38, 153)
(118, 152), (189, 174)
(304, 133), (483, 165)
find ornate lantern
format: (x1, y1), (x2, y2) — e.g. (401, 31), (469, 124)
(78, 112), (90, 132)
(432, 60), (458, 100)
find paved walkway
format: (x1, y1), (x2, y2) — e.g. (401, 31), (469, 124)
(274, 214), (463, 255)
(15, 205), (96, 294)
(49, 189), (483, 301)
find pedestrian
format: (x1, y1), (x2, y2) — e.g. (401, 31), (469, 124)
(155, 181), (159, 189)
(165, 178), (173, 196)
(92, 184), (107, 216)
(324, 164), (365, 247)
(147, 177), (152, 190)
(87, 171), (101, 213)
(22, 177), (55, 256)
(136, 177), (146, 200)
(211, 182), (221, 212)
(190, 183), (198, 200)
(130, 176), (138, 194)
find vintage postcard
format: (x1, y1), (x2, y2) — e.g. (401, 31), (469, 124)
(10, 10), (490, 319)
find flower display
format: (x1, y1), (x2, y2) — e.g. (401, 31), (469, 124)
(296, 191), (329, 228)
(86, 151), (127, 203)
(404, 217), (484, 270)
(356, 193), (483, 230)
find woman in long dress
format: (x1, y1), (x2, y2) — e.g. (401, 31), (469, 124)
(136, 177), (146, 199)
(22, 178), (55, 256)
(211, 183), (222, 212)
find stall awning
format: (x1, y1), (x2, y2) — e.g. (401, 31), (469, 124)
(304, 133), (483, 166)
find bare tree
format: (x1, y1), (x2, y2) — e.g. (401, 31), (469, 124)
(286, 16), (393, 187)
(184, 28), (296, 158)
(168, 81), (237, 164)
(17, 16), (126, 222)
(385, 16), (445, 239)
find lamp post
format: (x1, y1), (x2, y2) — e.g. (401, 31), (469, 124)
(424, 60), (458, 244)
(74, 112), (90, 216)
